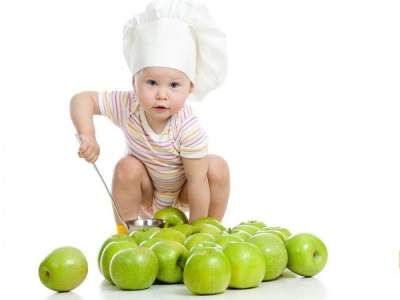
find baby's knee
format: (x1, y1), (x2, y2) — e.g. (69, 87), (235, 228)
(208, 155), (230, 181)
(114, 155), (146, 181)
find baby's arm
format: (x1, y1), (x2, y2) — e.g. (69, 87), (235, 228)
(182, 156), (210, 222)
(70, 91), (101, 163)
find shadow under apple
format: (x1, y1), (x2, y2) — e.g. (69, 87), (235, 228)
(265, 270), (328, 299)
(44, 291), (83, 300)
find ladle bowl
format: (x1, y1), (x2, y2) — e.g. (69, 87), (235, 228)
(125, 218), (166, 233)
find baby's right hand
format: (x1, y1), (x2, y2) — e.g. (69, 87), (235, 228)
(77, 134), (100, 163)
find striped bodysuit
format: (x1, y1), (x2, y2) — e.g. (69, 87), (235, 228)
(98, 90), (208, 216)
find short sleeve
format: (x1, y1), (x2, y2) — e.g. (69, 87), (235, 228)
(174, 105), (208, 158)
(98, 90), (136, 128)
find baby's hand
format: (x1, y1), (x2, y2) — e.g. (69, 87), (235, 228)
(77, 134), (100, 163)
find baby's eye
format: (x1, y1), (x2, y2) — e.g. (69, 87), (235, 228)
(147, 80), (157, 86)
(170, 82), (179, 88)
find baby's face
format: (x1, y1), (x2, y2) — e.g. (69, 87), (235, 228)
(133, 67), (194, 132)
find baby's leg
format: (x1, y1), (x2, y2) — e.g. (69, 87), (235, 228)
(207, 154), (230, 221)
(179, 154), (230, 221)
(112, 155), (153, 225)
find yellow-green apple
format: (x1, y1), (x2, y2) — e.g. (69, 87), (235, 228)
(38, 246), (88, 292)
(254, 229), (286, 244)
(171, 223), (193, 237)
(97, 234), (137, 272)
(190, 217), (227, 231)
(191, 223), (221, 237)
(183, 233), (214, 251)
(153, 207), (188, 227)
(149, 228), (186, 244)
(129, 227), (161, 245)
(239, 220), (267, 229)
(150, 240), (188, 283)
(286, 233), (328, 277)
(139, 237), (163, 248)
(232, 224), (260, 236)
(267, 226), (292, 239)
(222, 242), (265, 289)
(187, 242), (222, 259)
(219, 228), (251, 241)
(110, 247), (158, 290)
(183, 247), (231, 295)
(213, 234), (244, 247)
(100, 240), (138, 283)
(247, 233), (288, 281)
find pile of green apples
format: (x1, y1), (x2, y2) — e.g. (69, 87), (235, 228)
(38, 207), (328, 295)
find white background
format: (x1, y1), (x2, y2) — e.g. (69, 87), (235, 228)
(1, 0), (399, 299)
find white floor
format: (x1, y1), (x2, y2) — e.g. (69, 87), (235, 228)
(29, 264), (400, 300)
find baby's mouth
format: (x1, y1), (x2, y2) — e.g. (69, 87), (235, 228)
(154, 106), (168, 109)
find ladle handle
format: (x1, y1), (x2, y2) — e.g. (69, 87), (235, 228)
(75, 134), (127, 229)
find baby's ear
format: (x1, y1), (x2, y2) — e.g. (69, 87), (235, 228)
(189, 83), (195, 94)
(131, 76), (136, 87)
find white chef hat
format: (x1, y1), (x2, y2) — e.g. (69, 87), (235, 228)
(123, 0), (227, 102)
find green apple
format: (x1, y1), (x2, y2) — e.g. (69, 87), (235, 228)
(183, 233), (214, 251)
(171, 223), (193, 237)
(38, 246), (88, 292)
(97, 234), (137, 273)
(219, 228), (251, 241)
(149, 228), (186, 244)
(267, 226), (292, 239)
(255, 229), (286, 244)
(183, 247), (231, 295)
(286, 233), (328, 277)
(150, 240), (188, 283)
(222, 242), (265, 289)
(139, 237), (164, 248)
(232, 224), (260, 236)
(213, 234), (244, 247)
(153, 207), (188, 227)
(190, 217), (227, 231)
(247, 233), (288, 281)
(187, 242), (222, 259)
(240, 220), (267, 229)
(110, 247), (158, 290)
(129, 227), (161, 244)
(100, 240), (138, 283)
(191, 223), (221, 237)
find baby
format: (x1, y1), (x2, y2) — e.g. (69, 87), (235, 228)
(70, 0), (230, 234)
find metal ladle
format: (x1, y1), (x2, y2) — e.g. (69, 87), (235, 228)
(75, 134), (165, 233)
